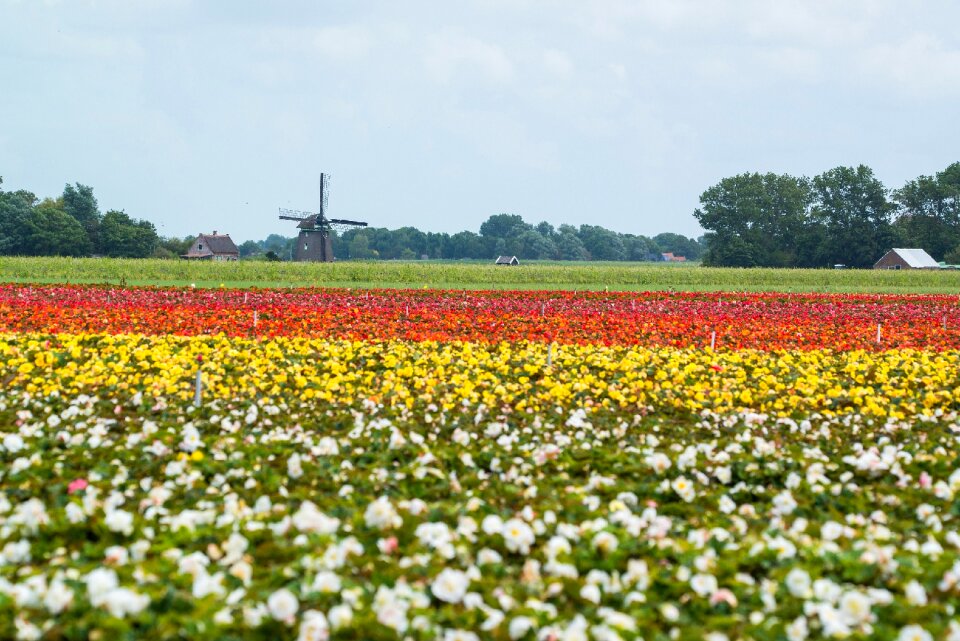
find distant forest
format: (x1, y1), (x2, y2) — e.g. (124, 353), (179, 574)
(6, 161), (958, 267)
(695, 161), (960, 267)
(249, 216), (704, 262)
(0, 176), (704, 262)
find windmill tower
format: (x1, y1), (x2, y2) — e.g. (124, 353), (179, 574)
(279, 174), (368, 262)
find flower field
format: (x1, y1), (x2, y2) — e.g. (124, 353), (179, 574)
(1, 285), (960, 641)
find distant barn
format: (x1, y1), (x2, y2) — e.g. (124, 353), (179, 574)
(873, 248), (939, 270)
(495, 255), (520, 266)
(181, 232), (240, 261)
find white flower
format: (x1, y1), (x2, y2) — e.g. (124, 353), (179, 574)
(509, 616), (534, 639)
(180, 424), (202, 452)
(592, 531), (618, 554)
(502, 519), (535, 554)
(431, 568), (470, 604)
(481, 514), (504, 535)
(105, 509), (134, 536)
(14, 617), (41, 641)
(821, 521), (844, 541)
(103, 587), (150, 618)
(292, 502), (340, 535)
(268, 588), (300, 625)
(718, 495), (736, 514)
(2, 433), (24, 453)
(478, 548), (503, 565)
(905, 580), (927, 606)
(297, 609), (330, 641)
(785, 568), (812, 598)
(311, 571), (341, 594)
(85, 568), (119, 607)
(44, 580), (74, 614)
(671, 476), (695, 502)
(287, 453), (304, 479)
(838, 591), (872, 625)
(647, 452), (671, 474)
(315, 436), (339, 456)
(898, 625), (933, 641)
(364, 497), (401, 530)
(2, 540), (31, 564)
(580, 583), (601, 604)
(13, 499), (49, 533)
(328, 604), (353, 630)
(786, 616), (808, 641)
(690, 573), (718, 597)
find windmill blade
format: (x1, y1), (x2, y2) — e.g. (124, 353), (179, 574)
(279, 207), (317, 220)
(320, 173), (330, 218)
(328, 218), (367, 227)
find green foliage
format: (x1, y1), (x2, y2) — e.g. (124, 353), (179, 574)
(62, 183), (101, 251)
(99, 210), (160, 258)
(24, 204), (91, 256)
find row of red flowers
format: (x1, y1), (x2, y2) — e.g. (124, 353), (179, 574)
(2, 284), (959, 350)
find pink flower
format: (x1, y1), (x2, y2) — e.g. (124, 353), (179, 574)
(378, 536), (399, 554)
(710, 589), (738, 607)
(68, 479), (89, 494)
(919, 472), (932, 489)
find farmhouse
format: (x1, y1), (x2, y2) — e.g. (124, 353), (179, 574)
(495, 255), (520, 266)
(181, 232), (240, 261)
(873, 248), (939, 270)
(661, 252), (687, 262)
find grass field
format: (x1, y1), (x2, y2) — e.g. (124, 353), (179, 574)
(3, 255), (960, 293)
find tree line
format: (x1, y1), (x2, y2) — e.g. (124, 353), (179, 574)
(0, 178), (176, 258)
(245, 216), (705, 262)
(695, 162), (960, 267)
(1, 176), (707, 262)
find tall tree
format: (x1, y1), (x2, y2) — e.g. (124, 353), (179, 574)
(0, 178), (37, 255)
(99, 210), (160, 258)
(479, 214), (531, 240)
(24, 203), (91, 256)
(810, 165), (894, 268)
(694, 173), (811, 267)
(893, 162), (960, 260)
(62, 183), (100, 254)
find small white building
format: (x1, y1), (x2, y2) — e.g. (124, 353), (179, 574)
(873, 248), (940, 270)
(495, 255), (520, 266)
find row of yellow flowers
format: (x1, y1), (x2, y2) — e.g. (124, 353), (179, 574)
(3, 333), (959, 419)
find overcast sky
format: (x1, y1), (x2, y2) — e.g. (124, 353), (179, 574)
(2, 1), (959, 242)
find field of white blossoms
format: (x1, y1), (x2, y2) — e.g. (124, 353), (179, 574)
(2, 285), (960, 641)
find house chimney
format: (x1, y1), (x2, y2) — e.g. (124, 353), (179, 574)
(213, 230), (218, 235)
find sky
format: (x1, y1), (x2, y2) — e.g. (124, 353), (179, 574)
(2, 1), (959, 243)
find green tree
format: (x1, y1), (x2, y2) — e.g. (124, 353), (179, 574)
(652, 233), (703, 261)
(893, 162), (960, 260)
(555, 225), (589, 260)
(0, 179), (37, 255)
(695, 172), (811, 267)
(24, 203), (91, 256)
(479, 214), (531, 240)
(578, 225), (626, 261)
(62, 183), (100, 253)
(238, 240), (260, 258)
(99, 210), (159, 258)
(348, 233), (377, 259)
(809, 165), (894, 268)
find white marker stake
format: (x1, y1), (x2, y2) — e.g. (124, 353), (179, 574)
(244, 292), (248, 304)
(877, 323), (881, 344)
(944, 315), (948, 331)
(541, 303), (546, 317)
(547, 343), (553, 367)
(194, 367), (202, 408)
(710, 331), (716, 350)
(253, 310), (258, 328)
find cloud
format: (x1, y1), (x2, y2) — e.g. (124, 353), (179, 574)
(423, 31), (514, 84)
(859, 33), (960, 98)
(542, 48), (573, 77)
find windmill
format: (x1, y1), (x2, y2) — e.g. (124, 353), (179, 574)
(279, 173), (368, 262)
